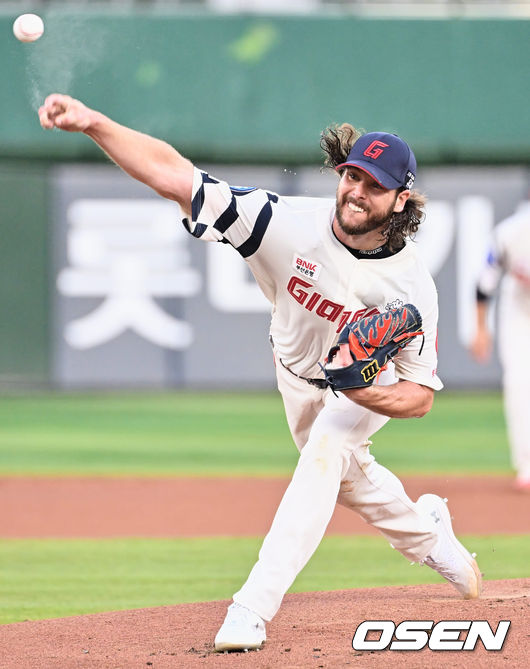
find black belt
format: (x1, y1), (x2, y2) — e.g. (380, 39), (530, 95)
(279, 357), (328, 390)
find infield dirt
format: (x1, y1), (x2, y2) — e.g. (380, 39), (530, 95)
(1, 474), (528, 537)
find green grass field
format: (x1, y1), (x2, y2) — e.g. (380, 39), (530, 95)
(0, 390), (524, 624)
(0, 390), (512, 475)
(1, 535), (527, 624)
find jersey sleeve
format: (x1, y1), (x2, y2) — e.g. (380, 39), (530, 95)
(182, 167), (279, 258)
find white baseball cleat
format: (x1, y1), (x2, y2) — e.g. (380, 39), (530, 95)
(416, 494), (482, 599)
(214, 602), (266, 652)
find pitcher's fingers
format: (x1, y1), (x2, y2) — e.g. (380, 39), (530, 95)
(38, 106), (55, 129)
(338, 343), (352, 367)
(43, 93), (72, 108)
(53, 111), (73, 128)
(49, 100), (69, 119)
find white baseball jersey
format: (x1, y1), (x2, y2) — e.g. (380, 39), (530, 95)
(184, 168), (443, 391)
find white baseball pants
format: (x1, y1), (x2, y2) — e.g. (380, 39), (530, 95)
(233, 359), (438, 622)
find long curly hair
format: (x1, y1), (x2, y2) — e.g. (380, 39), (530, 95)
(320, 123), (427, 250)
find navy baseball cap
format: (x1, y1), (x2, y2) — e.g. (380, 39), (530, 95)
(335, 132), (416, 190)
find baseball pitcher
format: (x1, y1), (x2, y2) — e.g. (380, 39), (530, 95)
(39, 96), (482, 652)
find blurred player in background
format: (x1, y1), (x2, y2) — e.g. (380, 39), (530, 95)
(470, 193), (530, 492)
(39, 94), (482, 652)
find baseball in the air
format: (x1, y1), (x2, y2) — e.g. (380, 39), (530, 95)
(13, 14), (44, 43)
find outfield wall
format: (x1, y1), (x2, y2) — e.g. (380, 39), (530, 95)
(1, 12), (529, 163)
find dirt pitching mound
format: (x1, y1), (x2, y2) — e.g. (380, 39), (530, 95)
(0, 579), (527, 669)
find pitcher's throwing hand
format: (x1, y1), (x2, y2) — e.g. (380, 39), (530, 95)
(39, 94), (93, 132)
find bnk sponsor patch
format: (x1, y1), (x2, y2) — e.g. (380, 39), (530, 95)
(292, 254), (322, 281)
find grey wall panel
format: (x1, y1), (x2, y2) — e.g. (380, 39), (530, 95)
(51, 166), (194, 388)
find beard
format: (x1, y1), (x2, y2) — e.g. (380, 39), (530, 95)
(335, 194), (398, 238)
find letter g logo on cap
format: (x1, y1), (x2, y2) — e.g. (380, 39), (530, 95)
(363, 141), (389, 160)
